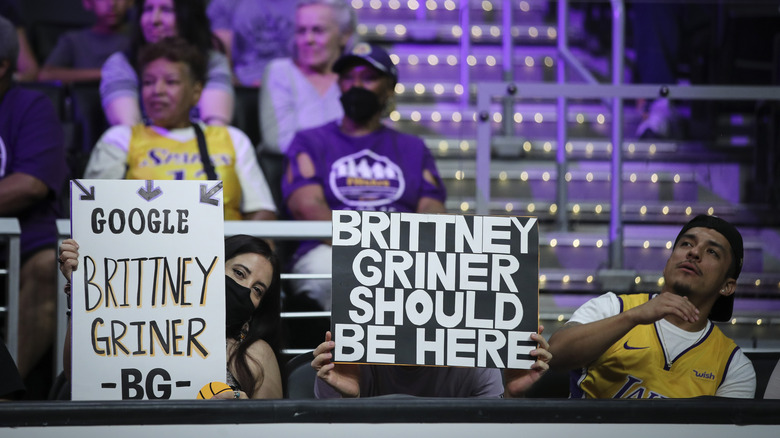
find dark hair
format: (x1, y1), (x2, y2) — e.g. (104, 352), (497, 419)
(224, 235), (282, 398)
(673, 214), (743, 280)
(127, 0), (215, 70)
(138, 37), (208, 84)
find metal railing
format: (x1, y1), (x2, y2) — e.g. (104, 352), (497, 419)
(474, 82), (780, 264)
(473, 0), (780, 275)
(0, 218), (21, 363)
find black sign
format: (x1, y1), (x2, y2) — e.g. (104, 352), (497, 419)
(331, 211), (539, 369)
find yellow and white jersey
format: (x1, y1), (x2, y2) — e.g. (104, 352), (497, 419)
(125, 124), (243, 219)
(569, 292), (756, 398)
(86, 123), (276, 220)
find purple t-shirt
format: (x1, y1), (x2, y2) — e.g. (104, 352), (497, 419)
(44, 27), (130, 69)
(0, 87), (66, 257)
(282, 121), (446, 258)
(314, 365), (504, 398)
(207, 0), (295, 85)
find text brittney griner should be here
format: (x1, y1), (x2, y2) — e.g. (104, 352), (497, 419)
(331, 211), (540, 370)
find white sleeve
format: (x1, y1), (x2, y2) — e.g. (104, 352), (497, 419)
(228, 126), (277, 214)
(100, 53), (138, 107)
(568, 292), (622, 325)
(259, 59), (294, 154)
(204, 50), (234, 93)
(84, 126), (132, 179)
(765, 360), (780, 399)
(716, 349), (756, 398)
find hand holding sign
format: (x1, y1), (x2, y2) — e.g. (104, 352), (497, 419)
(58, 239), (80, 279)
(69, 180), (226, 400)
(503, 325), (552, 398)
(330, 211), (540, 369)
(312, 331), (361, 398)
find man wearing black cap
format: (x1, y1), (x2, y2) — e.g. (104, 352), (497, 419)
(547, 215), (756, 398)
(282, 42), (447, 311)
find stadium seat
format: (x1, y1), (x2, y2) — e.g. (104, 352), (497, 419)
(284, 351), (316, 399)
(231, 85), (261, 147)
(69, 81), (108, 178)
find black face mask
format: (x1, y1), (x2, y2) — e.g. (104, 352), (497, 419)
(340, 87), (382, 124)
(225, 276), (255, 339)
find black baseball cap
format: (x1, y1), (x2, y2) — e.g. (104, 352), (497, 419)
(333, 42), (398, 84)
(673, 214), (744, 322)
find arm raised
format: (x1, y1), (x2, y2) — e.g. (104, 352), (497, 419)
(311, 331), (361, 398)
(548, 292), (701, 370)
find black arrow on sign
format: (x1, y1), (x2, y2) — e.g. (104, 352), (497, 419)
(137, 180), (162, 201)
(73, 180), (95, 200)
(200, 182), (223, 206)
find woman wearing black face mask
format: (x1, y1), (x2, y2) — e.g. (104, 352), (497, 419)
(281, 42), (448, 312)
(58, 235), (283, 399)
(220, 234), (283, 399)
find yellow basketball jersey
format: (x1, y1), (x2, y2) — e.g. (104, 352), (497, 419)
(125, 125), (243, 220)
(574, 293), (740, 399)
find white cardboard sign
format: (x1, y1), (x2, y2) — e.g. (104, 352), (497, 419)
(69, 179), (226, 400)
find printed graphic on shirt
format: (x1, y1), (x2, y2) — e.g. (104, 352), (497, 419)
(693, 369), (716, 381)
(329, 149), (406, 208)
(236, 11), (293, 59)
(613, 375), (666, 398)
(0, 136), (7, 178)
(138, 148), (232, 169)
(137, 148), (233, 180)
(622, 341), (649, 350)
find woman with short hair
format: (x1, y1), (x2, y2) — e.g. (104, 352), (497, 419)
(260, 0), (357, 155)
(89, 37), (276, 221)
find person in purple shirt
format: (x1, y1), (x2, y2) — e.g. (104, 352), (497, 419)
(282, 43), (447, 311)
(38, 0), (133, 83)
(0, 15), (67, 380)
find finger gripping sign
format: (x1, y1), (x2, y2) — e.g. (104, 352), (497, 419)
(70, 180), (226, 400)
(331, 211), (539, 369)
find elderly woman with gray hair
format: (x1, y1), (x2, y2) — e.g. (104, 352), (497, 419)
(259, 0), (357, 155)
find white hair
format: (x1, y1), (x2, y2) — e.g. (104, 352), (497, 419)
(296, 0), (357, 36)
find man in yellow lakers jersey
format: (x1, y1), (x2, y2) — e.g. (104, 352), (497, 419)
(85, 37), (276, 221)
(548, 215), (755, 398)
